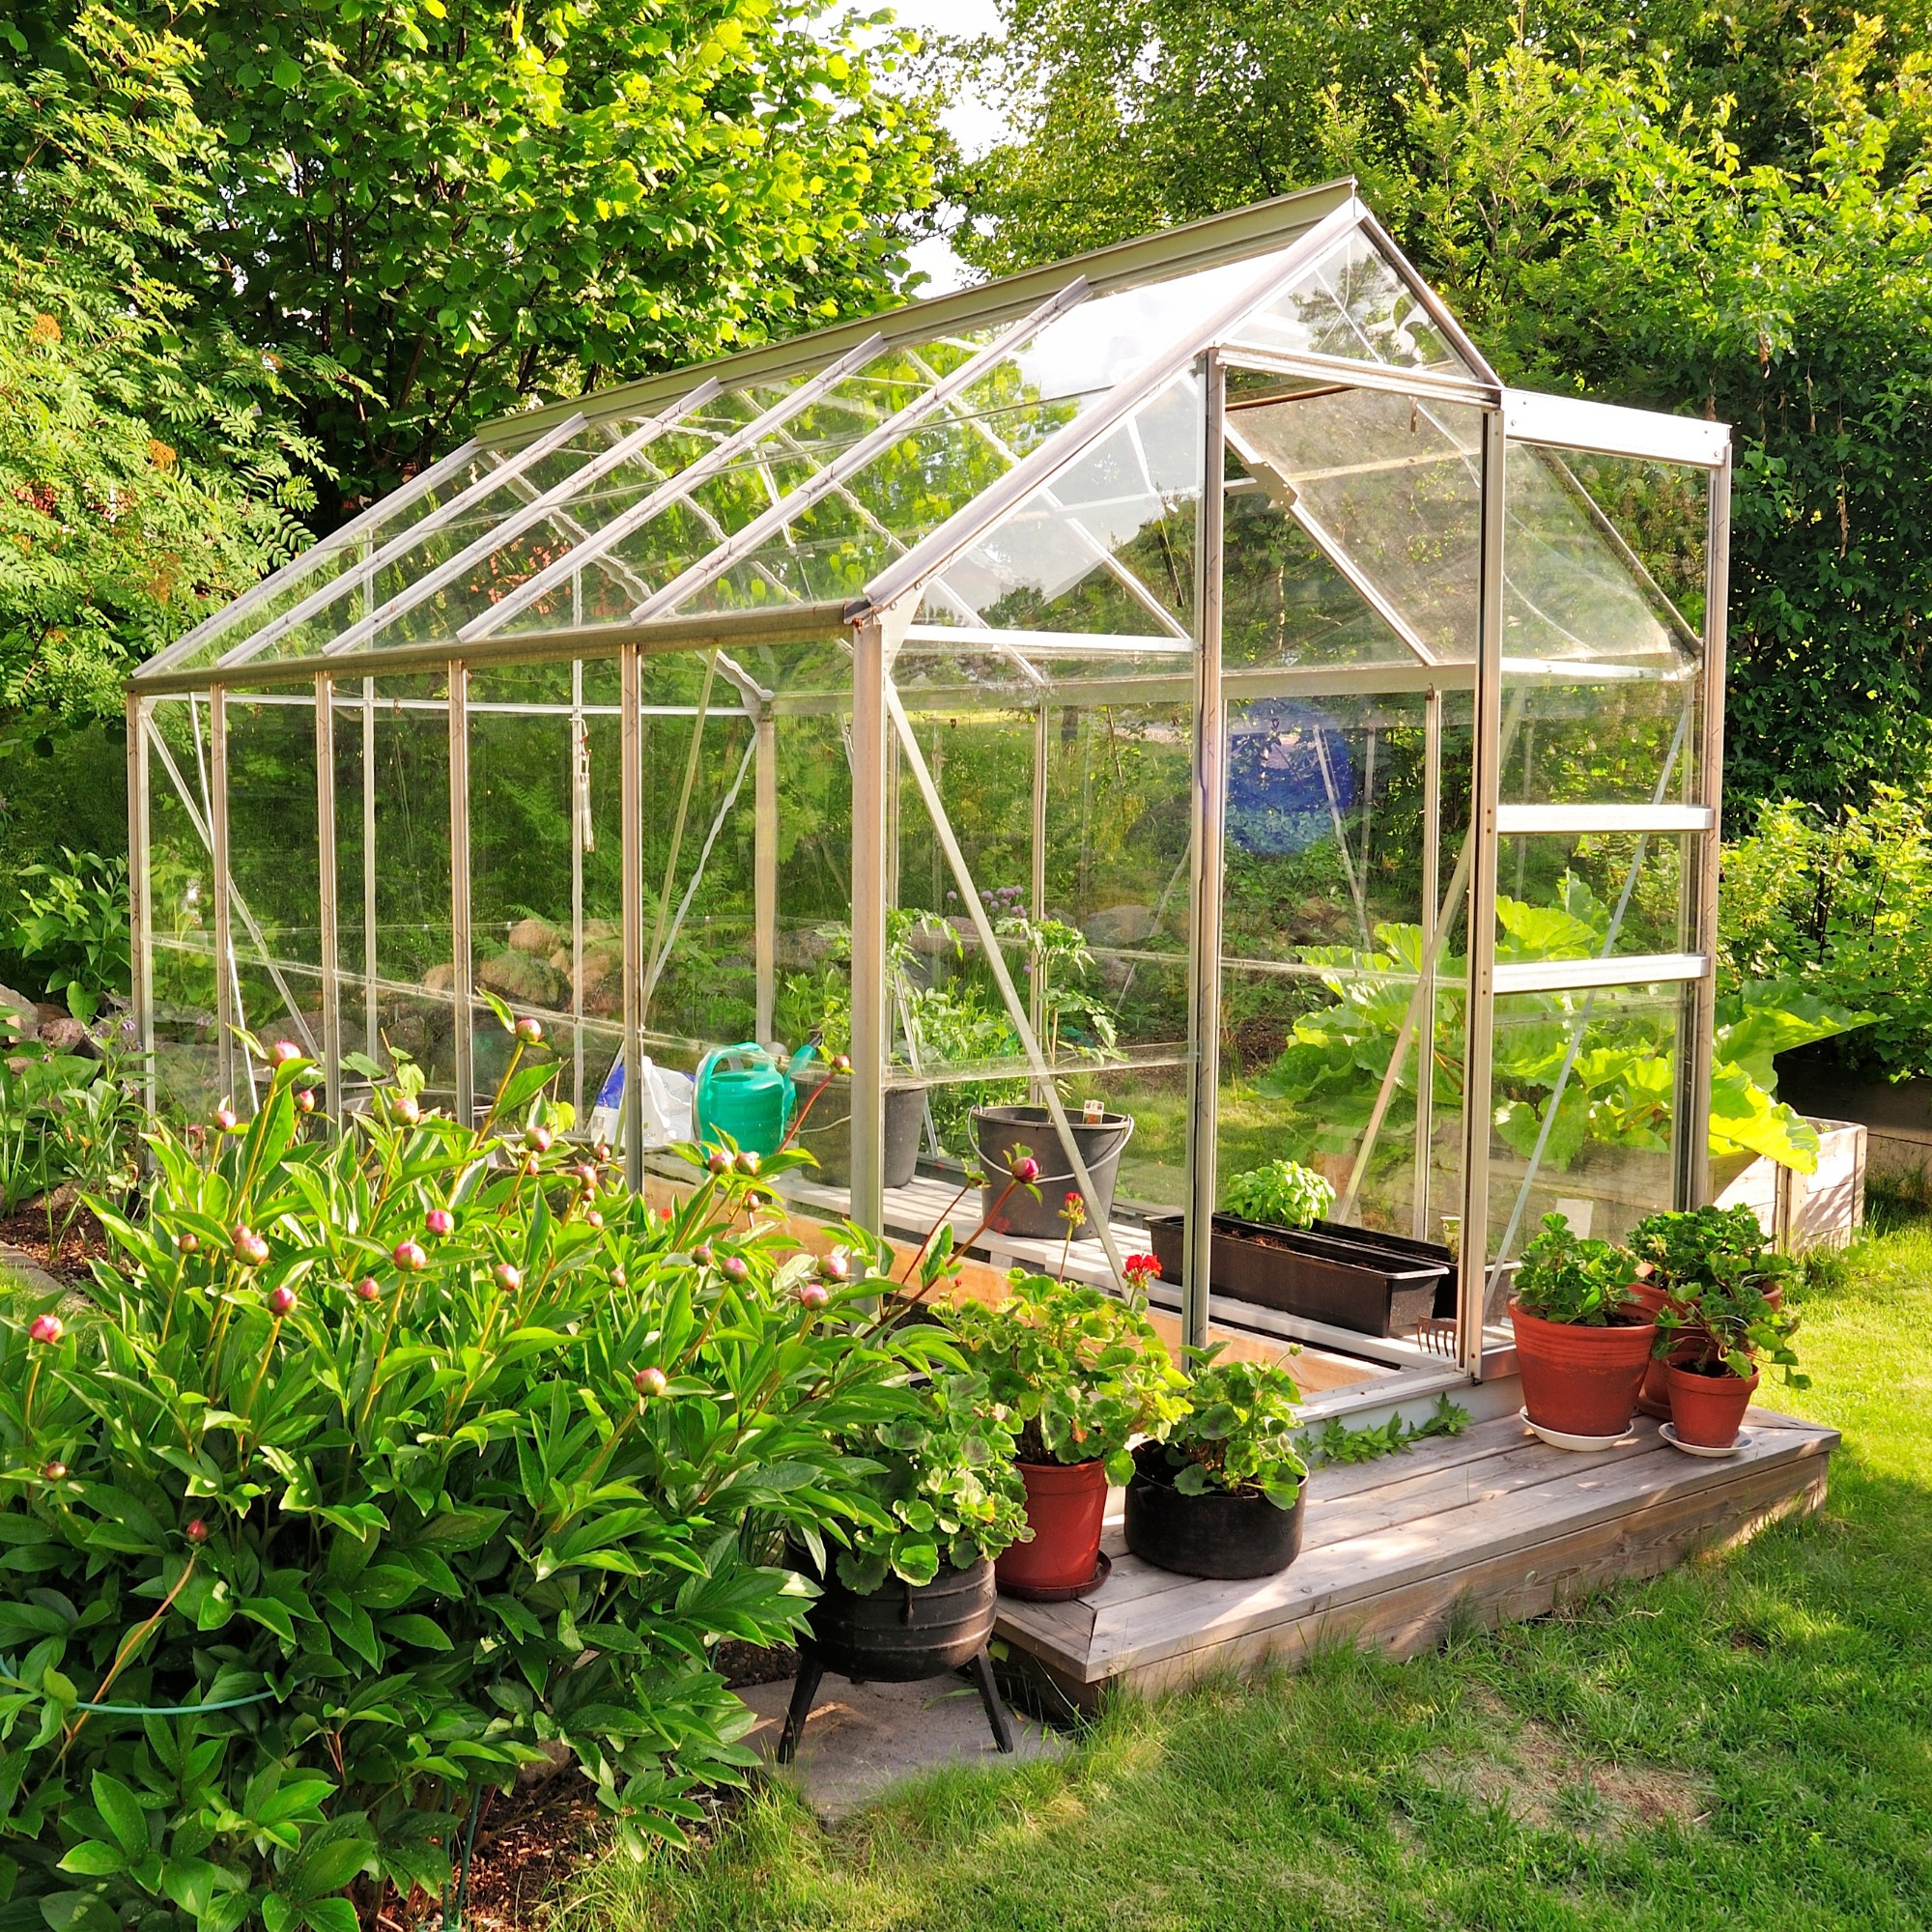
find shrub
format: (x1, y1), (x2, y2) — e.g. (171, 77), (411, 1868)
(1511, 1211), (1639, 1325)
(0, 1039), (145, 1256)
(7, 851), (131, 1021)
(0, 1034), (927, 1932)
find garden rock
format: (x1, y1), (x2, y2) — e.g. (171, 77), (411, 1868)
(36, 1014), (100, 1060)
(1083, 903), (1159, 948)
(0, 985), (38, 1041)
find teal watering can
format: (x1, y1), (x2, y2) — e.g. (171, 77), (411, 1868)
(693, 1041), (795, 1158)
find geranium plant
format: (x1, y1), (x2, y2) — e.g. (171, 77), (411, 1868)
(947, 1271), (1185, 1482)
(0, 1019), (930, 1932)
(1147, 1352), (1307, 1508)
(1512, 1210), (1641, 1324)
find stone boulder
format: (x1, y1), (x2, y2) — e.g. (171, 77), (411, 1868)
(0, 984), (39, 1042)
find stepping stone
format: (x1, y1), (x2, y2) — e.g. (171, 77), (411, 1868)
(737, 1669), (1066, 1818)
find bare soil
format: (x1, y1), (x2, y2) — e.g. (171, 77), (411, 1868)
(0, 1205), (110, 1287)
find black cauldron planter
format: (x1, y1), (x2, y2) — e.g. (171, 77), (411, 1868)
(1122, 1441), (1307, 1581)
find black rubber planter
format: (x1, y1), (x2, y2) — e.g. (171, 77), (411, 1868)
(790, 1073), (924, 1190)
(1123, 1441), (1306, 1579)
(971, 1103), (1133, 1239)
(1144, 1211), (1449, 1338)
(778, 1551), (1013, 1761)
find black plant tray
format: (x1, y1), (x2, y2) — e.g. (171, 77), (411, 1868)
(1143, 1212), (1451, 1339)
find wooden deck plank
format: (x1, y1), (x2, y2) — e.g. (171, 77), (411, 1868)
(990, 1406), (1838, 1683)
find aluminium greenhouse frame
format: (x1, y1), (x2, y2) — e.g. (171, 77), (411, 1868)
(128, 181), (1734, 1383)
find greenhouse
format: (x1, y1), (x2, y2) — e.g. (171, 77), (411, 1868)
(127, 179), (1732, 1398)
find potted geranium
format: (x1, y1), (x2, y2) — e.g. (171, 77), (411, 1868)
(780, 1363), (1033, 1760)
(1124, 1352), (1308, 1579)
(1509, 1211), (1657, 1445)
(949, 1272), (1186, 1598)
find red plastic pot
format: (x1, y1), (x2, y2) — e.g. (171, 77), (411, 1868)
(996, 1459), (1109, 1593)
(1664, 1364), (1759, 1448)
(1510, 1301), (1657, 1439)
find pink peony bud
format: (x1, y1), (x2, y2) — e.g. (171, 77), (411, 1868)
(176, 1231), (199, 1254)
(692, 1244), (714, 1267)
(583, 1208), (604, 1230)
(611, 1266), (627, 1289)
(633, 1366), (668, 1398)
(573, 1162), (599, 1187)
(233, 1226), (270, 1267)
(392, 1094), (421, 1126)
(295, 1089), (316, 1114)
(798, 1283), (830, 1311)
(355, 1277), (382, 1303)
(213, 1107), (239, 1133)
(722, 1254), (748, 1281)
(185, 1519), (209, 1545)
(530, 1125), (554, 1153)
(494, 1262), (522, 1294)
(392, 1239), (427, 1273)
(425, 1208), (454, 1237)
(832, 1054), (852, 1073)
(29, 1313), (64, 1345)
(1010, 1155), (1040, 1184)
(515, 1016), (544, 1045)
(821, 1248), (851, 1282)
(705, 1151), (731, 1176)
(594, 1142), (612, 1163)
(734, 1150), (760, 1176)
(268, 1285), (297, 1318)
(522, 1152), (541, 1177)
(270, 1040), (303, 1066)
(42, 1460), (67, 1481)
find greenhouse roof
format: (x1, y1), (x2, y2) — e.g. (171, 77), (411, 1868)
(134, 180), (1728, 697)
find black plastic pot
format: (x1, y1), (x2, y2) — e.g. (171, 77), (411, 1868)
(790, 1073), (924, 1191)
(788, 1550), (998, 1681)
(971, 1103), (1133, 1239)
(1144, 1211), (1449, 1338)
(1123, 1441), (1306, 1579)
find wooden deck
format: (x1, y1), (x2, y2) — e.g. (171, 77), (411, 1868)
(996, 1405), (1838, 1703)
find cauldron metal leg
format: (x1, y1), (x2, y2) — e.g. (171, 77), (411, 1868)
(968, 1648), (1015, 1753)
(777, 1652), (824, 1766)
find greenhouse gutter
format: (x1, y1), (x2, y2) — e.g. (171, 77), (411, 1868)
(471, 180), (1360, 446)
(128, 603), (852, 697)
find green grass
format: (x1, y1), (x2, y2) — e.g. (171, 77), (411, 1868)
(560, 1215), (1932, 1931)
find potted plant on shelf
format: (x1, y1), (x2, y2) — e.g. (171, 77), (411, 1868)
(1124, 1352), (1308, 1579)
(1143, 1158), (1452, 1338)
(1652, 1276), (1804, 1452)
(1509, 1211), (1657, 1445)
(948, 1271), (1186, 1598)
(780, 1361), (1033, 1760)
(1626, 1205), (1789, 1420)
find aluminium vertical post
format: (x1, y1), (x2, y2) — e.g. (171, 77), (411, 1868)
(362, 679), (379, 1062)
(849, 612), (893, 1235)
(315, 674), (342, 1129)
(620, 646), (644, 1190)
(448, 663), (473, 1125)
(754, 710), (778, 1044)
(1458, 410), (1508, 1376)
(126, 694), (155, 1121)
(1182, 353), (1229, 1351)
(1411, 686), (1442, 1241)
(1682, 446), (1732, 1210)
(572, 653), (586, 1115)
(1030, 698), (1049, 1065)
(210, 685), (237, 1109)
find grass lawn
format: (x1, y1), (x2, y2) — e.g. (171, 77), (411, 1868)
(559, 1209), (1932, 1932)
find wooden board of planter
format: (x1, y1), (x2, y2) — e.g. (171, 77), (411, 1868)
(991, 1405), (1837, 1705)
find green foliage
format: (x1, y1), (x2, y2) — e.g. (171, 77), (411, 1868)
(1149, 1350), (1306, 1509)
(1629, 1204), (1804, 1384)
(827, 1362), (1032, 1593)
(0, 1039), (145, 1264)
(178, 0), (943, 511)
(9, 849), (130, 1017)
(948, 1272), (1185, 1481)
(1220, 1158), (1334, 1230)
(1720, 787), (1932, 1080)
(0, 1035), (936, 1930)
(1299, 1393), (1470, 1465)
(1512, 1210), (1639, 1325)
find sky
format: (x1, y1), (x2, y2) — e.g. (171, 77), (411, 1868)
(878, 0), (1013, 294)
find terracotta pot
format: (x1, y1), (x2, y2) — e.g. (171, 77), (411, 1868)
(1630, 1280), (1783, 1419)
(1664, 1363), (1759, 1448)
(996, 1458), (1108, 1592)
(1510, 1301), (1657, 1439)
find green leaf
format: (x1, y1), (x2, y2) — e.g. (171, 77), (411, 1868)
(384, 1615), (454, 1651)
(91, 1773), (148, 1861)
(57, 1842), (126, 1878)
(301, 1901), (359, 1932)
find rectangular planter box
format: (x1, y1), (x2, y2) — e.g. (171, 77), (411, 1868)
(1143, 1212), (1450, 1339)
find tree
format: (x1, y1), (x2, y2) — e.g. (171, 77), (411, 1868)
(178, 0), (943, 515)
(949, 3), (1932, 815)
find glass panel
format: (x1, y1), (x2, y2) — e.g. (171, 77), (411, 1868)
(146, 698), (221, 1121)
(1496, 834), (1690, 963)
(1487, 981), (1689, 1289)
(1222, 227), (1481, 381)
